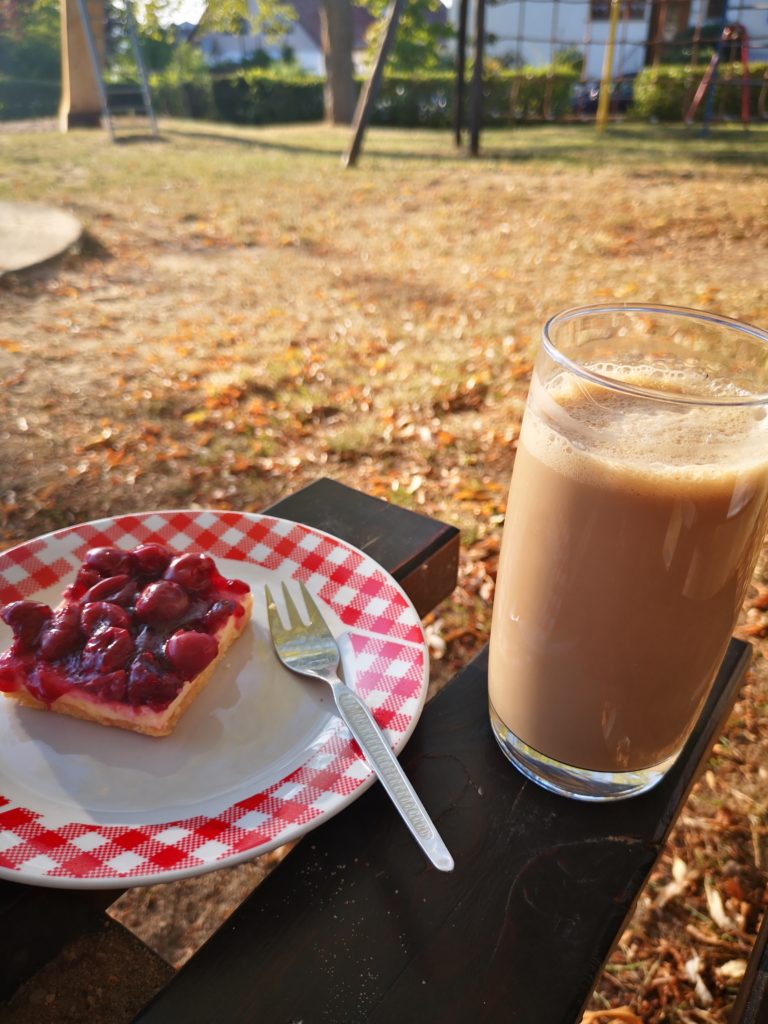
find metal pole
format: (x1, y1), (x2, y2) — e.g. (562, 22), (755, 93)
(595, 0), (620, 132)
(74, 0), (114, 141)
(342, 0), (405, 167)
(701, 0), (730, 135)
(453, 0), (469, 146)
(739, 27), (750, 126)
(652, 0), (668, 67)
(690, 0), (706, 68)
(469, 0), (486, 156)
(125, 1), (159, 137)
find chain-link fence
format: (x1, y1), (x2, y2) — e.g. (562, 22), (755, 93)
(459, 0), (768, 121)
(2, 0), (767, 129)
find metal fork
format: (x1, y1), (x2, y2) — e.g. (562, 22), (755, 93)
(265, 581), (454, 872)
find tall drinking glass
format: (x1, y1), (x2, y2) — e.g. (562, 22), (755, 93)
(488, 304), (768, 800)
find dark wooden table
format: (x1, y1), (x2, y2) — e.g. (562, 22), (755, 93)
(732, 907), (768, 1024)
(0, 478), (759, 1023)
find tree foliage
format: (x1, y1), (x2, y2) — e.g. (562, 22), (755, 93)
(363, 0), (452, 72)
(0, 0), (61, 79)
(193, 0), (297, 43)
(0, 0), (455, 124)
(106, 1), (174, 72)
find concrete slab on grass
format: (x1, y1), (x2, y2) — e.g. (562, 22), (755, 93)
(0, 201), (82, 276)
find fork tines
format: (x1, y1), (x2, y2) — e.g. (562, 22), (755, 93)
(265, 580), (327, 636)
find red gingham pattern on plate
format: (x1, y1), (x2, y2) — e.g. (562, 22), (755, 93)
(0, 512), (422, 645)
(0, 511), (428, 886)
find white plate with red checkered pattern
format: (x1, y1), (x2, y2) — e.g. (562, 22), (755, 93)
(0, 510), (429, 888)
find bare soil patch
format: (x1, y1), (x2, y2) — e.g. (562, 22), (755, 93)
(1, 120), (767, 1022)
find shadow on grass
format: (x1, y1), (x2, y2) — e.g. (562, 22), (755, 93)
(162, 120), (768, 169)
(474, 122), (768, 168)
(77, 230), (113, 261)
(161, 125), (345, 160)
(114, 133), (168, 146)
(0, 229), (113, 294)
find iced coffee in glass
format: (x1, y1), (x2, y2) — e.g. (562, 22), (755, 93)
(488, 304), (768, 800)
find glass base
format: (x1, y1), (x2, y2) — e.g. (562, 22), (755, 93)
(489, 702), (678, 802)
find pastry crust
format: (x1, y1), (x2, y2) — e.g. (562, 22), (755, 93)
(2, 592), (253, 737)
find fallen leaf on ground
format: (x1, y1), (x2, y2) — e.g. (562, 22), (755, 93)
(685, 953), (714, 1007)
(656, 855), (693, 907)
(716, 958), (747, 980)
(580, 1009), (643, 1023)
(705, 878), (737, 932)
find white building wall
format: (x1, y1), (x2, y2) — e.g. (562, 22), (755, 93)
(200, 0), (326, 73)
(721, 0), (768, 61)
(463, 0), (767, 79)
(204, 0), (767, 79)
(480, 0), (650, 78)
(284, 24), (326, 73)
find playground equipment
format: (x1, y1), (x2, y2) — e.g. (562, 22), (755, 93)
(685, 22), (752, 128)
(596, 0), (622, 132)
(59, 0), (157, 140)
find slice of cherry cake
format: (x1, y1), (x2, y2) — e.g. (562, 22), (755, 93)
(0, 544), (252, 737)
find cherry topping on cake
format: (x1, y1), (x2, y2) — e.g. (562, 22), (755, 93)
(83, 670), (128, 703)
(0, 542), (250, 714)
(127, 652), (182, 707)
(200, 600), (236, 633)
(135, 581), (190, 623)
(223, 578), (250, 597)
(84, 546), (134, 577)
(132, 543), (173, 578)
(38, 606), (82, 661)
(1, 601), (53, 649)
(134, 624), (164, 658)
(30, 663), (71, 702)
(163, 553), (215, 594)
(66, 566), (103, 600)
(0, 652), (25, 692)
(81, 626), (135, 674)
(80, 601), (131, 637)
(164, 630), (219, 679)
(82, 574), (137, 607)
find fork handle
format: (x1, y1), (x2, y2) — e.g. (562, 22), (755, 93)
(330, 680), (454, 872)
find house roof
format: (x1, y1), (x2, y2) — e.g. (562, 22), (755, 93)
(193, 0), (449, 56)
(289, 0), (375, 51)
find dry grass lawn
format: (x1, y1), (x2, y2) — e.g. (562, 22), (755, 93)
(1, 118), (768, 1023)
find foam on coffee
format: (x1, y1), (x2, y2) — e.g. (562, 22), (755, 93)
(528, 365), (768, 476)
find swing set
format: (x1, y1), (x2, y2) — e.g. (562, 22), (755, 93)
(58, 0), (768, 156)
(685, 21), (755, 128)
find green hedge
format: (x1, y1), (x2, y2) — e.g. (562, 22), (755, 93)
(1, 67), (579, 126)
(0, 77), (59, 120)
(633, 62), (768, 121)
(10, 63), (765, 127)
(374, 69), (579, 125)
(147, 76), (217, 120)
(211, 69), (324, 124)
(147, 66), (580, 127)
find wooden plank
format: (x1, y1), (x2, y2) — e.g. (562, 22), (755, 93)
(133, 639), (751, 1024)
(3, 917), (173, 1020)
(267, 478), (460, 618)
(0, 884), (119, 1000)
(0, 478), (459, 1003)
(731, 906), (768, 1024)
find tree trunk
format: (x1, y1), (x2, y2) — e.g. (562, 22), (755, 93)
(319, 0), (356, 124)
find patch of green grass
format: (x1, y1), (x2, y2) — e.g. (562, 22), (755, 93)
(325, 421), (380, 459)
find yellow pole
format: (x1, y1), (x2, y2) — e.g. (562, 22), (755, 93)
(596, 0), (621, 132)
